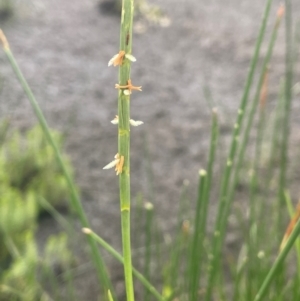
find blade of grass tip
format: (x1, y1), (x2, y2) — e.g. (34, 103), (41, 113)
(108, 290), (114, 301)
(205, 1), (274, 300)
(188, 169), (207, 301)
(253, 214), (300, 301)
(0, 30), (114, 299)
(82, 228), (165, 301)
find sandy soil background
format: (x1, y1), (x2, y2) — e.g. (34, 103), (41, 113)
(0, 0), (299, 299)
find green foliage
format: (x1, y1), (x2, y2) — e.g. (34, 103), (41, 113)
(1, 0), (299, 300)
(0, 124), (75, 301)
(0, 125), (72, 209)
(0, 232), (40, 301)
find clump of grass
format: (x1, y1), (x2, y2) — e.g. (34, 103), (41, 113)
(0, 124), (74, 301)
(1, 0), (300, 300)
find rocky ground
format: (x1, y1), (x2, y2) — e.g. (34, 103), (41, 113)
(0, 0), (299, 299)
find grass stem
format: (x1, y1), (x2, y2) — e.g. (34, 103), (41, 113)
(117, 0), (137, 300)
(0, 29), (113, 299)
(205, 1), (273, 299)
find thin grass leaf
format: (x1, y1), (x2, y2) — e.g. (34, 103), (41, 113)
(0, 29), (113, 299)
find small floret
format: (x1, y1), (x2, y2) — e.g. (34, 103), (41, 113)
(108, 51), (126, 67)
(129, 119), (144, 126)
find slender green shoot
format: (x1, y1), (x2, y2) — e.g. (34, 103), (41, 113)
(144, 202), (154, 301)
(39, 197), (164, 301)
(82, 228), (165, 301)
(278, 0), (293, 210)
(205, 1), (274, 299)
(188, 169), (207, 301)
(284, 191), (300, 280)
(0, 29), (113, 298)
(253, 216), (300, 301)
(202, 108), (219, 234)
(113, 0), (139, 299)
(232, 4), (283, 189)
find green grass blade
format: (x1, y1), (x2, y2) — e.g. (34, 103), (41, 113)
(144, 202), (154, 301)
(253, 217), (300, 301)
(205, 1), (274, 299)
(116, 0), (137, 299)
(0, 30), (113, 299)
(278, 0), (293, 209)
(233, 4), (283, 187)
(188, 169), (207, 301)
(83, 228), (165, 301)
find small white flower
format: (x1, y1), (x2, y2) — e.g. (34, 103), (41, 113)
(130, 119), (144, 126)
(125, 53), (137, 62)
(111, 115), (119, 124)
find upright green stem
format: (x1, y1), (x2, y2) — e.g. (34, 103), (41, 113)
(118, 0), (136, 300)
(279, 0), (293, 209)
(253, 217), (300, 301)
(83, 229), (165, 301)
(205, 1), (273, 300)
(188, 170), (207, 301)
(144, 203), (154, 301)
